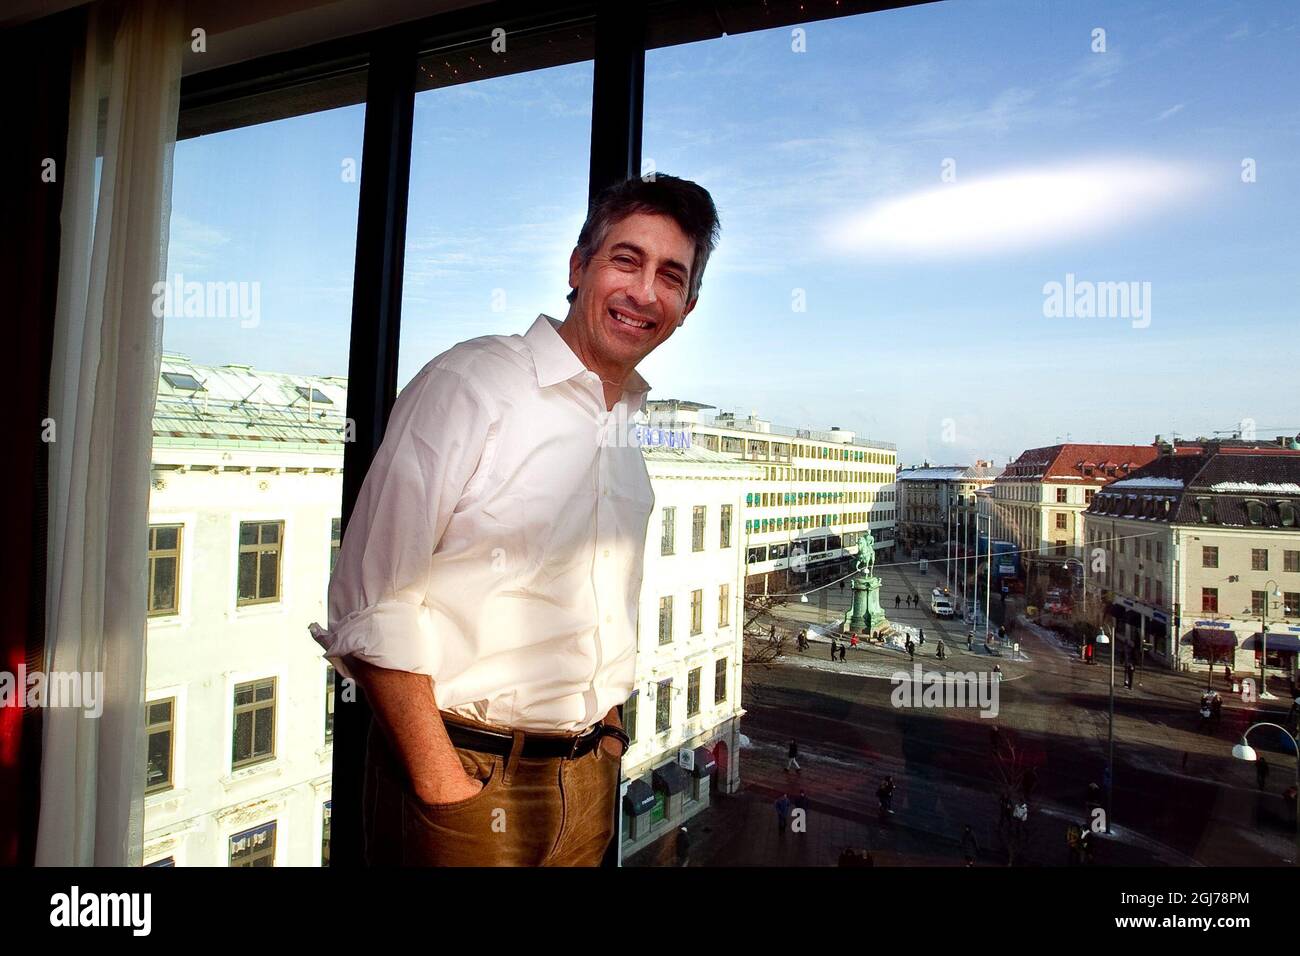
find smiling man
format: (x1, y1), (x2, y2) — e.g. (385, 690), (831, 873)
(310, 174), (720, 866)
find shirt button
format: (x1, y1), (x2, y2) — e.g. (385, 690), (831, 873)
(605, 614), (613, 624)
(603, 549), (610, 558)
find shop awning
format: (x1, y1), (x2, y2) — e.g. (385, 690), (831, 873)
(1185, 627), (1238, 649)
(623, 778), (655, 817)
(690, 746), (717, 778)
(1241, 632), (1300, 653)
(653, 762), (687, 796)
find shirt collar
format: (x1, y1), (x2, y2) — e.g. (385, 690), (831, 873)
(525, 313), (652, 408)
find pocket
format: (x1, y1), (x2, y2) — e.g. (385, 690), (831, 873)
(404, 748), (504, 819)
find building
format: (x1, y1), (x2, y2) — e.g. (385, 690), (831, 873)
(1084, 439), (1300, 683)
(896, 462), (1001, 558)
(644, 401), (898, 599)
(987, 443), (1159, 597)
(142, 359), (764, 865)
(618, 439), (759, 857)
(144, 354), (345, 867)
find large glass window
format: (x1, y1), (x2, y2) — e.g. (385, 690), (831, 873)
(149, 86), (363, 866)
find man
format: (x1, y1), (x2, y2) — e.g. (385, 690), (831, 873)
(310, 174), (720, 866)
(786, 738), (802, 774)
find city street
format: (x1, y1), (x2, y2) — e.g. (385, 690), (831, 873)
(629, 560), (1299, 867)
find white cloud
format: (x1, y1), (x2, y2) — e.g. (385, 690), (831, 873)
(823, 157), (1210, 260)
(1155, 103), (1185, 122)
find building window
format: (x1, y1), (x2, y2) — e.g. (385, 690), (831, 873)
(1054, 540), (1067, 557)
(145, 698), (175, 795)
(658, 596), (673, 645)
(655, 679), (672, 734)
(232, 678), (276, 769)
(718, 583), (730, 627)
(624, 690), (638, 744)
(324, 664), (335, 743)
(720, 504), (732, 548)
(1156, 580), (1163, 605)
(1201, 587), (1218, 614)
(1251, 590), (1267, 616)
(1284, 593), (1299, 618)
(1055, 513), (1067, 530)
(1056, 488), (1068, 503)
(692, 505), (706, 551)
(690, 589), (703, 635)
(661, 507), (675, 556)
(1156, 542), (1164, 564)
(714, 658), (727, 704)
(1251, 548), (1269, 572)
(1085, 489), (1095, 504)
(237, 520), (284, 605)
(330, 517), (342, 573)
(1285, 550), (1300, 573)
(321, 801), (331, 866)
(229, 822), (276, 867)
(1143, 577), (1151, 601)
(687, 667), (701, 717)
(147, 524), (183, 616)
(1203, 546), (1219, 569)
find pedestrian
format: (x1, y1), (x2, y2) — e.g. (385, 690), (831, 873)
(775, 793), (792, 835)
(1021, 765), (1038, 802)
(1066, 823), (1081, 866)
(936, 638), (946, 660)
(967, 630), (974, 652)
(906, 639), (915, 661)
(838, 642), (847, 662)
(960, 824), (978, 866)
(1257, 756), (1269, 791)
(676, 825), (690, 867)
(794, 789), (808, 823)
(919, 626), (925, 646)
(850, 634), (859, 649)
(877, 776), (896, 814)
(1124, 661), (1134, 690)
(896, 594), (901, 609)
(830, 639), (837, 661)
(1224, 663), (1233, 689)
(993, 663), (1003, 682)
(839, 580), (845, 592)
(769, 624), (776, 647)
(786, 739), (802, 774)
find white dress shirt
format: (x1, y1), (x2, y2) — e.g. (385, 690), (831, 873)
(310, 314), (654, 732)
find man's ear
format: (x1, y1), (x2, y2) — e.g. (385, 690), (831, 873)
(677, 295), (698, 327)
(568, 247), (583, 296)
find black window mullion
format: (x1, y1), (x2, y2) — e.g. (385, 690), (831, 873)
(331, 34), (417, 870)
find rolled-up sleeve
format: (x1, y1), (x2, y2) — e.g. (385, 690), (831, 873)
(309, 362), (494, 681)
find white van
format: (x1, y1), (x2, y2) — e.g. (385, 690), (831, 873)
(930, 589), (954, 617)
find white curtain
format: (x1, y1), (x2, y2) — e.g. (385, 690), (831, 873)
(39, 0), (183, 867)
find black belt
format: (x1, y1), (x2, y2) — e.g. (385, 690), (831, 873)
(444, 719), (607, 760)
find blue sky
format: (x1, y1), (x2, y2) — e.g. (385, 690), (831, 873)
(165, 0), (1300, 466)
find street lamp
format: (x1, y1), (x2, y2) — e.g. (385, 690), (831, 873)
(1232, 722), (1300, 865)
(1062, 556), (1088, 618)
(1243, 581), (1283, 701)
(1095, 626), (1115, 834)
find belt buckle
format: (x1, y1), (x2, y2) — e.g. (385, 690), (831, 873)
(571, 722), (601, 759)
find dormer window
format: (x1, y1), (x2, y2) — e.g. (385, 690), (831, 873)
(1244, 500), (1264, 525)
(1278, 501), (1296, 527)
(1196, 497), (1215, 524)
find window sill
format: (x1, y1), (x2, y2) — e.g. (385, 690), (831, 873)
(145, 787), (189, 811)
(221, 759), (282, 790)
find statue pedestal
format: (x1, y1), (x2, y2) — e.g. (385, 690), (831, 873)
(848, 575), (888, 634)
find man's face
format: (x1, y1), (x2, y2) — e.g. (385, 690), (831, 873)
(567, 211), (698, 370)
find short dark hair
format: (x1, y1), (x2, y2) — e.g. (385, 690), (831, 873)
(567, 173), (720, 305)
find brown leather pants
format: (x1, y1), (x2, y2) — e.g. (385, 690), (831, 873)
(362, 713), (619, 866)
